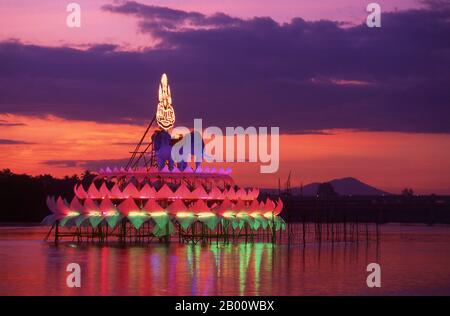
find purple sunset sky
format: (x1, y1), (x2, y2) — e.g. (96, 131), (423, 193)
(1, 0), (450, 193)
(0, 0), (449, 133)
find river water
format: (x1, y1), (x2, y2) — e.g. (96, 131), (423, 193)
(0, 224), (449, 295)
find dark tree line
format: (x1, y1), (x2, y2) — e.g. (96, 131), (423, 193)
(1, 169), (449, 224)
(0, 169), (95, 223)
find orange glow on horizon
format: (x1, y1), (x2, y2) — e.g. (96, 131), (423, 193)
(0, 113), (146, 176)
(1, 113), (450, 195)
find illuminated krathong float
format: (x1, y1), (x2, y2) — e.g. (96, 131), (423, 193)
(43, 74), (285, 243)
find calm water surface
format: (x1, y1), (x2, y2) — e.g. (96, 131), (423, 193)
(0, 224), (449, 295)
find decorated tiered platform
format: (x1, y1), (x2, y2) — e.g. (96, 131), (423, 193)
(42, 74), (285, 244)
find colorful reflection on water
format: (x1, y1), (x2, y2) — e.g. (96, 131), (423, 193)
(0, 224), (449, 295)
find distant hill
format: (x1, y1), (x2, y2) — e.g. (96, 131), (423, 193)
(263, 177), (391, 196)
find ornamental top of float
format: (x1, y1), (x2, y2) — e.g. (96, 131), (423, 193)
(156, 73), (175, 131)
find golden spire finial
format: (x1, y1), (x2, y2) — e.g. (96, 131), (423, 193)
(156, 73), (175, 130)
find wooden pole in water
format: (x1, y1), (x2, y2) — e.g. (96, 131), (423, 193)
(331, 221), (334, 242)
(245, 223), (248, 244)
(356, 216), (359, 242)
(44, 225), (54, 242)
(216, 221), (220, 244)
(302, 212), (306, 245)
(376, 209), (380, 243)
(165, 220), (170, 243)
(365, 222), (369, 242)
(343, 209), (347, 243)
(279, 222), (282, 242)
(271, 214), (276, 244)
(326, 209), (329, 241)
(54, 221), (59, 245)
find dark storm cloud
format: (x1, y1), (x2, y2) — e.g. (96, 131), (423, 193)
(43, 160), (79, 168)
(78, 158), (131, 171)
(0, 2), (450, 133)
(43, 158), (129, 170)
(0, 119), (25, 126)
(86, 43), (119, 53)
(423, 0), (450, 10)
(0, 139), (34, 145)
(102, 1), (243, 34)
